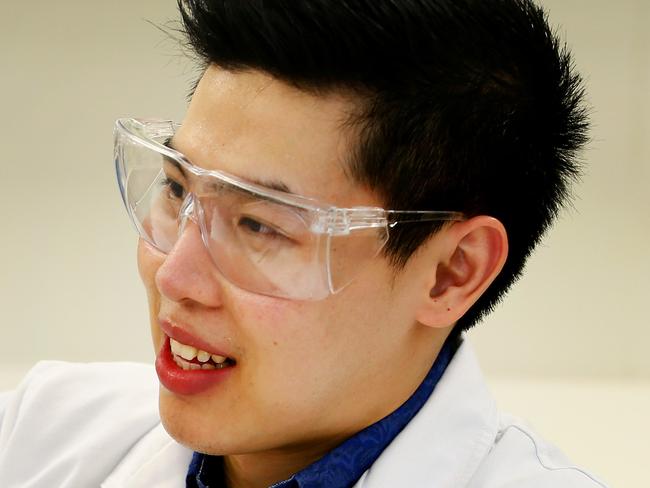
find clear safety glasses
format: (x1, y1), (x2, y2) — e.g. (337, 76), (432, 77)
(114, 118), (465, 300)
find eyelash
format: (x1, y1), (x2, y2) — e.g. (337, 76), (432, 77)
(161, 177), (186, 199)
(158, 179), (294, 245)
(238, 216), (281, 237)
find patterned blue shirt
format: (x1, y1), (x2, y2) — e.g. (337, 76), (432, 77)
(186, 335), (459, 488)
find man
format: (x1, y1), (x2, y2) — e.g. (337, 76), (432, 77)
(0, 1), (607, 487)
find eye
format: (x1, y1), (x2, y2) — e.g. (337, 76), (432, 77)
(238, 216), (282, 238)
(162, 177), (186, 200)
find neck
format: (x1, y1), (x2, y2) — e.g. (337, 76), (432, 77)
(223, 439), (344, 488)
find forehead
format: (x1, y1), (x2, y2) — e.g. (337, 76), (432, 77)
(174, 66), (380, 207)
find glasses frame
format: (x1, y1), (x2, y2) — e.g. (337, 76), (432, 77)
(114, 117), (466, 298)
(115, 118), (465, 236)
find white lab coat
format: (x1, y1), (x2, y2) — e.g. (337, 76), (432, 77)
(0, 342), (608, 487)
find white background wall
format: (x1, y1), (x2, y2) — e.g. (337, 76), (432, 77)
(1, 1), (648, 486)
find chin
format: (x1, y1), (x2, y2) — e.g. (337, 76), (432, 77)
(158, 390), (233, 455)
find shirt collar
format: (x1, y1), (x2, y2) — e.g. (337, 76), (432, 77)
(187, 334), (460, 488)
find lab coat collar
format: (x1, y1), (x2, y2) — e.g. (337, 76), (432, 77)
(353, 339), (499, 487)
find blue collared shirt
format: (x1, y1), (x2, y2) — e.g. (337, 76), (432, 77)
(186, 335), (459, 488)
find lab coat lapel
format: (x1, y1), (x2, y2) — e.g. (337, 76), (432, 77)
(353, 341), (499, 488)
(102, 423), (193, 488)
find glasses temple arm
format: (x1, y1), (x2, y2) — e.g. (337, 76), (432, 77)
(386, 211), (466, 226)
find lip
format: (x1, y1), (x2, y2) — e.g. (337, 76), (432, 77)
(156, 319), (235, 396)
(155, 336), (234, 396)
(159, 319), (232, 359)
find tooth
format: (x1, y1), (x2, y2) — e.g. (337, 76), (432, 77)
(173, 355), (190, 370)
(179, 344), (198, 361)
(170, 338), (197, 361)
(201, 363), (215, 370)
(211, 354), (227, 364)
(170, 337), (229, 366)
(197, 350), (211, 363)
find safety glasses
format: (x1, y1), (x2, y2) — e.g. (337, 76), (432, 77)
(114, 118), (464, 300)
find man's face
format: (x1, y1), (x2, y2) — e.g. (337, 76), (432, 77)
(138, 66), (443, 457)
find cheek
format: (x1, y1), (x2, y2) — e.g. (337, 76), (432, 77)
(230, 293), (335, 397)
(232, 287), (379, 399)
(231, 291), (314, 356)
(234, 289), (401, 435)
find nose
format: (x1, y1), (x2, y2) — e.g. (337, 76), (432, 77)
(154, 198), (224, 308)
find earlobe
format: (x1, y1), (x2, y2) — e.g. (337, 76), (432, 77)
(417, 216), (508, 328)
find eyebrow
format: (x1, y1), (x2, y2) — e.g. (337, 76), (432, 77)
(163, 137), (294, 195)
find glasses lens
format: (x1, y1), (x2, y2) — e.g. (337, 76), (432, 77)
(327, 227), (389, 293)
(116, 119), (332, 299)
(115, 119), (390, 300)
(201, 192), (330, 299)
(118, 131), (184, 253)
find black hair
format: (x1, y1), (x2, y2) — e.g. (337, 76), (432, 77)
(178, 0), (589, 331)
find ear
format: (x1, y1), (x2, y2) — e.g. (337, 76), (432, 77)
(415, 216), (508, 328)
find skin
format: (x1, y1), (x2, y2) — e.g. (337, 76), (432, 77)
(137, 65), (508, 488)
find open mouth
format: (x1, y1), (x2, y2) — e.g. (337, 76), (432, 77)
(156, 323), (236, 395)
(170, 337), (236, 371)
